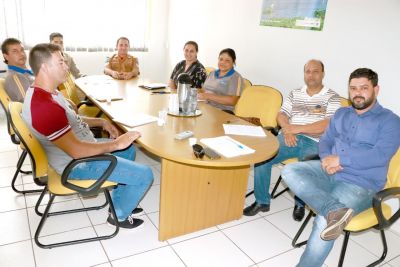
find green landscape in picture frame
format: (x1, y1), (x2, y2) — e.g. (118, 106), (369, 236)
(260, 0), (328, 31)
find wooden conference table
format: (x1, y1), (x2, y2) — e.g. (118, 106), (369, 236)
(75, 75), (279, 241)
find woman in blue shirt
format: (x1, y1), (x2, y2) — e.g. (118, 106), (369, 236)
(198, 48), (244, 112)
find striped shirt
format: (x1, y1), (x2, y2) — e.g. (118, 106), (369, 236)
(22, 87), (95, 174)
(281, 85), (340, 140)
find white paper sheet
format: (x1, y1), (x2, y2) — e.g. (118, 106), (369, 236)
(200, 136), (255, 158)
(113, 113), (158, 128)
(223, 124), (266, 137)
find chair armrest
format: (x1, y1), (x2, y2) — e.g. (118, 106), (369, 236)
(77, 100), (95, 109)
(263, 126), (280, 136)
(61, 154), (117, 196)
(373, 187), (400, 229)
(77, 100), (104, 118)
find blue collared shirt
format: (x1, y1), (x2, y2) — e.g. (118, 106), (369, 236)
(319, 101), (400, 191)
(8, 65), (34, 76)
(214, 68), (235, 79)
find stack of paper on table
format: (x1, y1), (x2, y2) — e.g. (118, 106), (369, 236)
(139, 83), (167, 90)
(200, 136), (255, 158)
(223, 124), (266, 137)
(112, 113), (158, 128)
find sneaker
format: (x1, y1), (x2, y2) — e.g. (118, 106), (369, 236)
(320, 208), (354, 241)
(108, 207), (144, 215)
(131, 207), (144, 215)
(107, 214), (144, 229)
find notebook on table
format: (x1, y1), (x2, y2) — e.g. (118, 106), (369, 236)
(139, 83), (167, 90)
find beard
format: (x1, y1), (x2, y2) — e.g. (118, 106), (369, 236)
(351, 96), (375, 110)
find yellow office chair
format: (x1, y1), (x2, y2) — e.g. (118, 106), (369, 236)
(234, 85), (283, 197)
(340, 96), (351, 107)
(234, 85), (282, 129)
(205, 66), (216, 75)
(0, 78), (40, 194)
(292, 148), (400, 267)
(58, 72), (102, 117)
(0, 78), (18, 143)
(9, 102), (119, 249)
(242, 78), (252, 91)
(271, 97), (352, 199)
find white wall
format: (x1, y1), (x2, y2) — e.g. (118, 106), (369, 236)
(167, 0), (400, 115)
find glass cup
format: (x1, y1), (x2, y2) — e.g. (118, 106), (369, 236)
(168, 94), (179, 114)
(182, 88), (197, 115)
(158, 109), (167, 126)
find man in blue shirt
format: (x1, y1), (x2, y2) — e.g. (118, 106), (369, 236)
(1, 38), (34, 102)
(282, 68), (400, 267)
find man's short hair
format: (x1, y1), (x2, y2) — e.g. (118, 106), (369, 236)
(1, 38), (22, 64)
(49, 32), (63, 42)
(304, 59), (325, 72)
(29, 43), (62, 75)
(116, 37), (130, 47)
(349, 68), (378, 87)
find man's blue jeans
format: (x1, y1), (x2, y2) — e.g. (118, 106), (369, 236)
(254, 133), (319, 205)
(282, 160), (375, 267)
(68, 142), (153, 221)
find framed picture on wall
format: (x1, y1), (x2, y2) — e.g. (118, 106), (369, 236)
(260, 0), (328, 31)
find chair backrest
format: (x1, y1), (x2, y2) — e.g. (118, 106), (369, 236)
(340, 96), (351, 107)
(242, 78), (252, 91)
(205, 66), (215, 75)
(234, 85), (283, 128)
(58, 72), (80, 105)
(9, 102), (48, 182)
(0, 78), (19, 142)
(385, 148), (400, 188)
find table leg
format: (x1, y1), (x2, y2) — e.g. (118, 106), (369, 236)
(158, 158), (249, 241)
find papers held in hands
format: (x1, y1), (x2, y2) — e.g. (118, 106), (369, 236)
(139, 83), (167, 90)
(200, 136), (255, 158)
(223, 124), (266, 137)
(112, 113), (158, 128)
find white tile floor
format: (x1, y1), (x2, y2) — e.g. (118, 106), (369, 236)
(1, 115), (400, 267)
